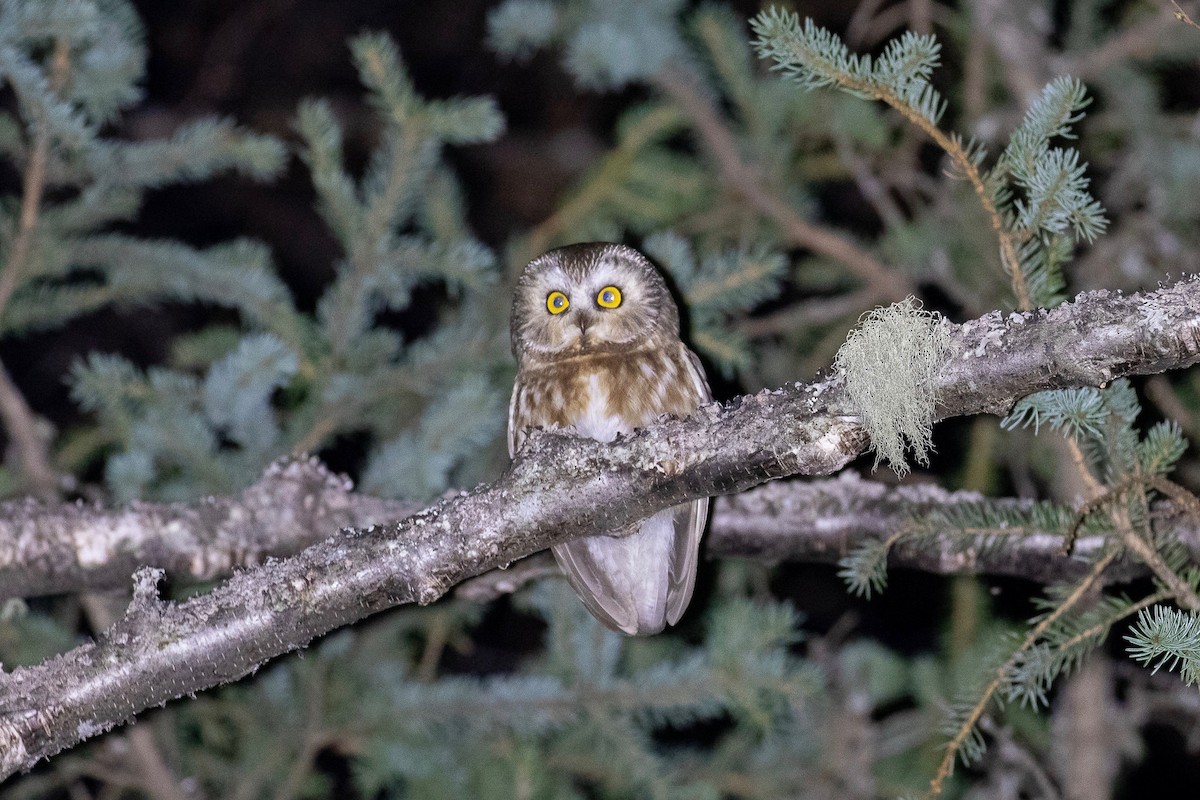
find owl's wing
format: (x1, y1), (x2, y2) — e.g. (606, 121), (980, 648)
(507, 379), (525, 458)
(681, 346), (712, 406)
(666, 346), (712, 626)
(552, 508), (678, 634)
(666, 499), (707, 626)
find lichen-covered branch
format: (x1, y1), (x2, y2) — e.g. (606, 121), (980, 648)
(709, 474), (1194, 584)
(11, 465), (1180, 603)
(1, 277), (1198, 778)
(0, 457), (417, 599)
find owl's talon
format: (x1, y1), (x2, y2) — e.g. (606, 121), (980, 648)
(604, 522), (642, 539)
(653, 459), (681, 477)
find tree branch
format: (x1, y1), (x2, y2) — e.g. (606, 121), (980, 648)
(0, 457), (418, 599)
(1, 277), (1199, 777)
(709, 474), (1191, 584)
(9, 464), (1191, 603)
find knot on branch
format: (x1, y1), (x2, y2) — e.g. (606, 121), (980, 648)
(126, 567), (166, 623)
(244, 454), (354, 511)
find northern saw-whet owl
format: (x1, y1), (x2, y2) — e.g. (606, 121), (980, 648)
(508, 242), (712, 635)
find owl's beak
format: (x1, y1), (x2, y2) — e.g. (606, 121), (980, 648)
(575, 313), (591, 347)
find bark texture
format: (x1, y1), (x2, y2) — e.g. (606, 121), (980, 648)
(0, 457), (417, 599)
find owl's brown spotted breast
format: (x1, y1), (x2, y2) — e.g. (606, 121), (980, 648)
(511, 345), (704, 448)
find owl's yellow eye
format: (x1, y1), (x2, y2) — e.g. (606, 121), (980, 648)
(546, 291), (570, 314)
(596, 285), (622, 309)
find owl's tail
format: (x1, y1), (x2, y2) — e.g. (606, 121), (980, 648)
(551, 500), (704, 635)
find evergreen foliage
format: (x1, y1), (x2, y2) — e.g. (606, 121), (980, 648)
(1127, 604), (1200, 687)
(742, 10), (1200, 791)
(751, 9), (1106, 311)
(0, 0), (286, 341)
(3, 1), (1200, 798)
(752, 12), (948, 126)
(62, 28), (508, 501)
(642, 231), (786, 373)
(159, 583), (832, 800)
(490, 0), (688, 90)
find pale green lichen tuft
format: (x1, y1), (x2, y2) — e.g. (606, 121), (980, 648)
(834, 297), (951, 476)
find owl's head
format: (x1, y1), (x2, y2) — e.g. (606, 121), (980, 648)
(511, 243), (681, 362)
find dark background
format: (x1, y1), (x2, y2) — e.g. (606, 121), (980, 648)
(5, 2), (1200, 795)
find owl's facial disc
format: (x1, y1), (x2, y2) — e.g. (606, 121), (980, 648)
(528, 284), (635, 357)
(512, 243), (681, 362)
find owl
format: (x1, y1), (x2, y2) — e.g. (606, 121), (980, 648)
(508, 242), (712, 635)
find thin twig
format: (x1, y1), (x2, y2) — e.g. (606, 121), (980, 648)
(1145, 375), (1200, 445)
(1065, 437), (1105, 499)
(1151, 476), (1200, 523)
(455, 553), (559, 602)
(859, 1), (954, 47)
(1060, 440), (1200, 606)
(0, 38), (71, 500)
(737, 288), (877, 339)
(1061, 472), (1139, 555)
(1056, 589), (1172, 655)
(290, 416), (337, 457)
(0, 363), (57, 499)
(972, 0), (1049, 104)
(1062, 433), (1200, 607)
(833, 136), (905, 228)
(1173, 0), (1200, 31)
(66, 780), (95, 800)
(846, 0), (888, 47)
(270, 735), (324, 800)
(653, 65), (915, 302)
(927, 550), (1118, 798)
(1054, 657), (1121, 800)
(1117, 506), (1200, 612)
(1072, 3), (1194, 79)
(270, 671), (327, 800)
(909, 0), (934, 35)
(179, 0), (300, 110)
(1119, 461), (1200, 612)
(761, 22), (1042, 308)
(962, 22), (988, 126)
(801, 64), (1033, 309)
(0, 37), (70, 322)
(416, 612), (450, 682)
(980, 716), (1062, 800)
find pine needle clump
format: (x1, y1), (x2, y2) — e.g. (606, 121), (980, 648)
(752, 8), (1107, 311)
(1127, 605), (1200, 687)
(643, 231), (787, 374)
